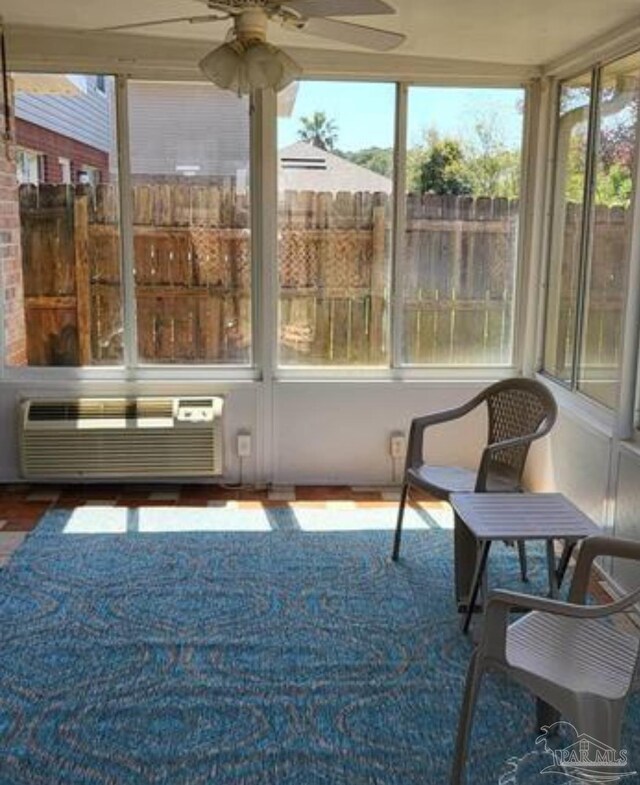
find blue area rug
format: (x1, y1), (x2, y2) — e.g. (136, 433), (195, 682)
(0, 507), (638, 785)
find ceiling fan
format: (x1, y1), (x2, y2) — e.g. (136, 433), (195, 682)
(98, 0), (405, 94)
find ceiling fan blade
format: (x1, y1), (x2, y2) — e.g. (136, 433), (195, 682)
(283, 0), (395, 17)
(96, 14), (227, 33)
(296, 17), (404, 51)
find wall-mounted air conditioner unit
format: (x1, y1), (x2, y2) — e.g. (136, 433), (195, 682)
(19, 397), (224, 480)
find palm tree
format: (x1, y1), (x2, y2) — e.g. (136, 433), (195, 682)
(298, 112), (338, 151)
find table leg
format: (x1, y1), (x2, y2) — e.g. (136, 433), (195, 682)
(462, 541), (491, 635)
(454, 512), (479, 611)
(556, 539), (577, 587)
(546, 539), (559, 598)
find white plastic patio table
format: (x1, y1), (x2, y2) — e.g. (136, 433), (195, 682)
(450, 492), (600, 634)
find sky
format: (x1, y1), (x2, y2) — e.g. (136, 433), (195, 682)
(278, 82), (525, 152)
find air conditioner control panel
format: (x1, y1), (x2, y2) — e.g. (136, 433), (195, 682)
(176, 399), (215, 423)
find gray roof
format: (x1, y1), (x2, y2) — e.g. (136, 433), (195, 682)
(279, 141), (392, 194)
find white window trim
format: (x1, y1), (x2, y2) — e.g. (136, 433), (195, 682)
(539, 52), (640, 437)
(390, 82), (407, 370)
(276, 365), (520, 382)
(115, 74), (137, 371)
(274, 78), (529, 377)
(2, 69), (533, 383)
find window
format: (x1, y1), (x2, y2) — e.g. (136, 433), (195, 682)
(543, 53), (640, 409)
(277, 81), (394, 366)
(77, 165), (100, 188)
(5, 75), (529, 375)
(16, 149), (43, 185)
(9, 73), (123, 367)
(127, 81), (252, 365)
(543, 74), (592, 385)
(58, 157), (71, 185)
(401, 87), (525, 365)
(578, 55), (639, 408)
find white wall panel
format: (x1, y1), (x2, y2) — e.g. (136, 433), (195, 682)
(0, 379), (498, 486)
(611, 446), (640, 591)
(531, 406), (612, 526)
(273, 381), (488, 485)
(0, 381), (259, 484)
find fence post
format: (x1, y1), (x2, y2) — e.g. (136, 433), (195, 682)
(74, 193), (92, 364)
(370, 203), (386, 361)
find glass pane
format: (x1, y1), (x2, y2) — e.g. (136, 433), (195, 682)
(543, 74), (592, 383)
(128, 81), (251, 365)
(578, 54), (640, 408)
(7, 73), (123, 367)
(402, 87), (524, 365)
(277, 81), (394, 366)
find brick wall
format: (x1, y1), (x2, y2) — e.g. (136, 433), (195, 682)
(16, 118), (109, 184)
(1, 79), (27, 366)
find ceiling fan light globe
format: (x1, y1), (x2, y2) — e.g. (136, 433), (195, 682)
(199, 37), (302, 95)
(244, 42), (284, 90)
(272, 48), (303, 91)
(198, 43), (242, 91)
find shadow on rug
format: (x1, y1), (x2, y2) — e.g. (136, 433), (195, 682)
(0, 506), (637, 784)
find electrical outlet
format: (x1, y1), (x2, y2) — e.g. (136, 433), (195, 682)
(390, 432), (406, 458)
(237, 432), (252, 458)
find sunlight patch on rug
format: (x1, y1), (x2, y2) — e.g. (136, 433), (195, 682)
(62, 505), (273, 534)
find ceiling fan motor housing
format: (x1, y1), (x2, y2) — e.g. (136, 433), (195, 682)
(234, 8), (270, 42)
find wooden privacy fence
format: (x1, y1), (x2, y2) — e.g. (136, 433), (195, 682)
(547, 201), (628, 376)
(17, 183), (628, 366)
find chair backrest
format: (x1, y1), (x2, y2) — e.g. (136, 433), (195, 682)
(477, 378), (557, 491)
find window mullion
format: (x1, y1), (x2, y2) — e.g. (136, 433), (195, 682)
(253, 87), (277, 484)
(391, 82), (408, 370)
(115, 75), (138, 371)
(571, 67), (601, 391)
(615, 91), (640, 438)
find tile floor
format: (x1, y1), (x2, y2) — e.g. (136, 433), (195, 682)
(0, 483), (612, 607)
(0, 482), (436, 535)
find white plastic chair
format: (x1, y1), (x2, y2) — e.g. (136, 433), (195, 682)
(451, 535), (640, 785)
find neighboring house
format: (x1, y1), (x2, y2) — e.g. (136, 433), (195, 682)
(126, 81), (251, 185)
(14, 74), (113, 185)
(12, 77), (388, 194)
(279, 141), (392, 194)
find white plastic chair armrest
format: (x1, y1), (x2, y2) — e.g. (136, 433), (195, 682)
(480, 587), (640, 662)
(406, 399), (480, 468)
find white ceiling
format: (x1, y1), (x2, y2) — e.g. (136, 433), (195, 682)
(2, 0), (640, 66)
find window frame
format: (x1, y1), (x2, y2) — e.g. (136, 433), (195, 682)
(15, 147), (43, 185)
(274, 77), (531, 379)
(541, 67), (600, 393)
(540, 52), (640, 425)
(2, 68), (532, 383)
(395, 82), (528, 371)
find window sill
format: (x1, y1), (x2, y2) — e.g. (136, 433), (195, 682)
(275, 365), (519, 382)
(536, 372), (616, 438)
(1, 365), (260, 384)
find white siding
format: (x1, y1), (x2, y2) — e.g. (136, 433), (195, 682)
(14, 75), (114, 152)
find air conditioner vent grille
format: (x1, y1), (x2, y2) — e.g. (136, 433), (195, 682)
(20, 397), (224, 479)
(28, 398), (174, 422)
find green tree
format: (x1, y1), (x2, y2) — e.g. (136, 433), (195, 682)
(595, 161), (634, 206)
(341, 146), (393, 177)
(419, 137), (472, 195)
(298, 112), (338, 151)
(462, 118), (521, 199)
